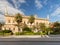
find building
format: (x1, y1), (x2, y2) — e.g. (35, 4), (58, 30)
(2, 14), (50, 33)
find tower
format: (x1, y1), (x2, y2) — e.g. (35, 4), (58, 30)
(5, 4), (8, 16)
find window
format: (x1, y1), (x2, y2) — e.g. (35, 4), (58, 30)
(27, 21), (29, 24)
(36, 22), (38, 25)
(13, 20), (15, 23)
(8, 20), (10, 23)
(24, 21), (25, 24)
(9, 28), (11, 30)
(4, 27), (6, 30)
(13, 28), (15, 30)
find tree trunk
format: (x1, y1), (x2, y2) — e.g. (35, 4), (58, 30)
(0, 27), (2, 30)
(18, 23), (20, 32)
(18, 26), (20, 32)
(29, 24), (31, 28)
(30, 23), (32, 28)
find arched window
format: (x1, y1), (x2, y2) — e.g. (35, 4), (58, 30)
(4, 27), (6, 30)
(13, 20), (15, 23)
(8, 20), (10, 23)
(9, 28), (11, 30)
(36, 22), (38, 25)
(13, 28), (15, 30)
(24, 21), (25, 24)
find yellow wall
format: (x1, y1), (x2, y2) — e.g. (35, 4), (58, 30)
(3, 15), (49, 33)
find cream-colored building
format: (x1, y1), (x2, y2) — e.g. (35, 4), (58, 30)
(3, 14), (50, 33)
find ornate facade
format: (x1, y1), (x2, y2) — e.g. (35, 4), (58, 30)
(2, 14), (50, 33)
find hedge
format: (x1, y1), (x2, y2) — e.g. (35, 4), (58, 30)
(0, 30), (13, 36)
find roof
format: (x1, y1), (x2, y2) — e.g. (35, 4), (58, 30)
(4, 14), (49, 21)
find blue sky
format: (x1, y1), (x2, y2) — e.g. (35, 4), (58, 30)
(0, 0), (60, 22)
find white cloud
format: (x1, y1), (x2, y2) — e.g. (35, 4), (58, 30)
(51, 7), (60, 16)
(18, 0), (26, 3)
(35, 0), (43, 9)
(0, 14), (4, 18)
(49, 5), (53, 12)
(0, 0), (13, 7)
(5, 6), (25, 15)
(0, 14), (5, 22)
(43, 0), (48, 5)
(0, 0), (25, 15)
(0, 0), (25, 21)
(50, 5), (53, 9)
(12, 0), (26, 9)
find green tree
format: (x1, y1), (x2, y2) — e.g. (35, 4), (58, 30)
(0, 22), (5, 30)
(15, 13), (22, 32)
(53, 21), (60, 27)
(22, 22), (31, 32)
(32, 22), (39, 32)
(39, 23), (46, 34)
(28, 15), (35, 28)
(35, 22), (40, 30)
(39, 23), (46, 31)
(46, 27), (52, 35)
(32, 25), (36, 30)
(52, 22), (60, 34)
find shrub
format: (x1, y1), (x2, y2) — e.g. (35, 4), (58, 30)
(0, 30), (13, 36)
(15, 32), (21, 35)
(0, 30), (3, 33)
(23, 32), (34, 35)
(34, 32), (41, 35)
(15, 32), (34, 35)
(22, 27), (32, 32)
(4, 33), (12, 36)
(3, 30), (12, 33)
(0, 31), (4, 36)
(0, 33), (3, 36)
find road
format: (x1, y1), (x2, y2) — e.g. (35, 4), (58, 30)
(0, 38), (60, 45)
(0, 35), (60, 45)
(49, 35), (60, 37)
(0, 41), (60, 45)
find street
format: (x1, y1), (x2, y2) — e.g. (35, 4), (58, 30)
(0, 37), (60, 45)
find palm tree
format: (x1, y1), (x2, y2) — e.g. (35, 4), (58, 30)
(28, 15), (35, 28)
(15, 13), (22, 32)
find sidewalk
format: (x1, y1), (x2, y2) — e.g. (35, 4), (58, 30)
(0, 35), (49, 38)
